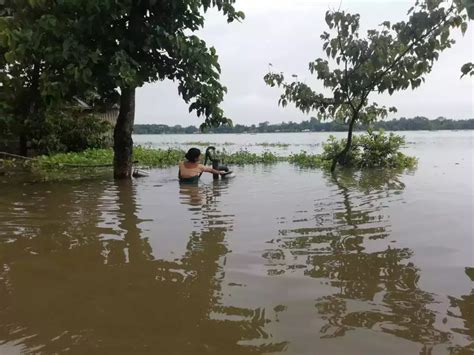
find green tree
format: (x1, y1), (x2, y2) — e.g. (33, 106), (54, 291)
(63, 0), (244, 178)
(0, 1), (119, 155)
(265, 0), (470, 172)
(1, 1), (243, 178)
(461, 0), (474, 77)
(0, 1), (46, 155)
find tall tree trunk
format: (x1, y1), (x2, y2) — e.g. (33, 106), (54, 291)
(114, 86), (136, 179)
(331, 113), (357, 173)
(112, 0), (144, 179)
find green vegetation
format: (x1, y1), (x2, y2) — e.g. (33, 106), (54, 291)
(220, 150), (281, 165)
(264, 1), (470, 171)
(1, 0), (244, 179)
(27, 147), (281, 171)
(2, 1), (470, 178)
(2, 130), (418, 181)
(134, 117), (474, 135)
(290, 131), (417, 170)
(26, 130), (415, 173)
(289, 152), (325, 169)
(0, 2), (120, 157)
(33, 112), (113, 154)
(33, 147), (184, 169)
(35, 149), (114, 167)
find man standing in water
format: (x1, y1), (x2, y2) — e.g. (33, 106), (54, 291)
(178, 148), (227, 183)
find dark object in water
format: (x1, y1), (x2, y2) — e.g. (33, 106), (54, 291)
(133, 168), (149, 178)
(221, 171), (235, 178)
(202, 146), (233, 180)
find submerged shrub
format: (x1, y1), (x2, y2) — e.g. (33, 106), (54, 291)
(34, 148), (187, 168)
(25, 132), (415, 175)
(291, 130), (417, 170)
(356, 130), (417, 169)
(34, 149), (115, 167)
(31, 147), (282, 171)
(32, 112), (113, 154)
(221, 150), (280, 165)
(133, 146), (184, 167)
(288, 151), (325, 168)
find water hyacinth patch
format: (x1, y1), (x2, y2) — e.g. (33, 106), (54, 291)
(31, 147), (284, 170)
(8, 131), (416, 177)
(290, 130), (417, 170)
(221, 150), (282, 165)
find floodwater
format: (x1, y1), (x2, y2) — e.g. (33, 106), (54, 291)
(0, 131), (473, 354)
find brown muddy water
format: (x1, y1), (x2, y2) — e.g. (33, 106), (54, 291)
(0, 132), (473, 354)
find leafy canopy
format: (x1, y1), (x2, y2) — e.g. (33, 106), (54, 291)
(264, 0), (470, 125)
(0, 0), (245, 130)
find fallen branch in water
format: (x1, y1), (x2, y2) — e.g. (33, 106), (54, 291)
(0, 152), (35, 160)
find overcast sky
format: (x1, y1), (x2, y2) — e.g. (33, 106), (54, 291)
(135, 0), (474, 126)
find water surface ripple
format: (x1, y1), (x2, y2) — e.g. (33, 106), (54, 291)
(0, 131), (472, 354)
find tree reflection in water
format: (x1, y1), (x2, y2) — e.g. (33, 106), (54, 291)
(0, 180), (285, 354)
(264, 169), (472, 351)
(447, 268), (474, 354)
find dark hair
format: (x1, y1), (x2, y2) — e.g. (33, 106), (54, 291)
(185, 148), (201, 162)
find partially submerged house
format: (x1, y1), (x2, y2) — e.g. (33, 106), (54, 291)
(73, 97), (119, 127)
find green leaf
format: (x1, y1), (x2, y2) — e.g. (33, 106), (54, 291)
(4, 51), (15, 63)
(460, 62), (474, 77)
(466, 267), (474, 281)
(464, 0), (474, 19)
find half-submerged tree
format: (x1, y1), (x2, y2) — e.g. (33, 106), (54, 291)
(265, 0), (470, 172)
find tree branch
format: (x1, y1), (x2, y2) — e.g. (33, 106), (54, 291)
(335, 21), (356, 113)
(364, 4), (455, 94)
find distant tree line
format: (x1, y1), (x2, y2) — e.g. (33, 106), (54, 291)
(134, 116), (474, 134)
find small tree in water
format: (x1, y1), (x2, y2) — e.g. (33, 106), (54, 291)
(265, 0), (470, 172)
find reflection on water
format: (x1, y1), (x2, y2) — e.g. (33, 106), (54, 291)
(0, 162), (472, 354)
(263, 169), (473, 353)
(447, 268), (474, 354)
(0, 180), (285, 354)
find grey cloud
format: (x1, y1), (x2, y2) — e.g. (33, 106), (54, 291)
(135, 0), (473, 125)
